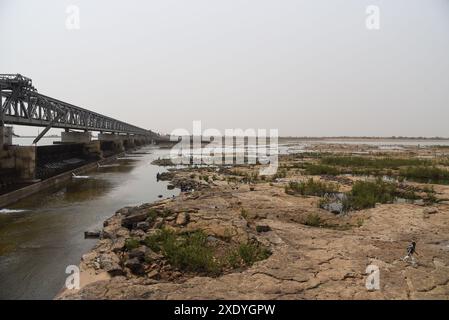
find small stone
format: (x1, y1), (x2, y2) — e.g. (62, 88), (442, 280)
(136, 221), (150, 231)
(256, 223), (271, 233)
(144, 249), (163, 263)
(207, 236), (220, 243)
(116, 207), (132, 216)
(167, 184), (175, 190)
(130, 229), (146, 239)
(423, 207), (438, 215)
(153, 217), (164, 229)
(175, 212), (190, 226)
(146, 269), (159, 279)
(165, 215), (176, 222)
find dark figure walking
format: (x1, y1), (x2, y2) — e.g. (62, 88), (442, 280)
(403, 241), (418, 265)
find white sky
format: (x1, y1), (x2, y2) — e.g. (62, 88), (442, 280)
(1, 0), (449, 137)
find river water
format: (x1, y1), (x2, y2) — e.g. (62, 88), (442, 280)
(0, 147), (179, 299)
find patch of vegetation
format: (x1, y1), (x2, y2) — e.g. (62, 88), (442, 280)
(305, 164), (340, 176)
(243, 172), (260, 183)
(286, 178), (339, 197)
(236, 242), (271, 266)
(321, 156), (431, 169)
(356, 218), (364, 227)
(273, 169), (287, 179)
(142, 228), (270, 275)
(240, 208), (248, 220)
(302, 213), (351, 230)
(147, 208), (160, 222)
(304, 213), (322, 227)
(124, 238), (140, 251)
(343, 179), (397, 211)
(399, 166), (449, 183)
(144, 229), (219, 274)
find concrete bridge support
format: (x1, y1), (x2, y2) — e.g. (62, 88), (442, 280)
(83, 141), (103, 160)
(1, 126), (13, 147)
(61, 130), (92, 144)
(0, 145), (36, 181)
(98, 133), (125, 154)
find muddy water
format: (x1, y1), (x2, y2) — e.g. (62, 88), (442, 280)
(0, 147), (179, 299)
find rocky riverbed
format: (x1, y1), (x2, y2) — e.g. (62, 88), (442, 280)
(58, 144), (449, 299)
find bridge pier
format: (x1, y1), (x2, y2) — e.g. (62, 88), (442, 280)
(61, 130), (92, 144)
(0, 126), (13, 147)
(98, 133), (125, 154)
(0, 145), (36, 182)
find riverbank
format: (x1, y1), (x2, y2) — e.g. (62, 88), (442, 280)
(58, 143), (449, 300)
(0, 147), (180, 299)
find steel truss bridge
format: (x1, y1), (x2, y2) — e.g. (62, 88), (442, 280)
(0, 74), (154, 143)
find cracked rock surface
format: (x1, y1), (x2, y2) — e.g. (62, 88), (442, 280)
(58, 167), (449, 300)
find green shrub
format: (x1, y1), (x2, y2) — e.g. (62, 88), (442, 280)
(147, 209), (159, 222)
(304, 213), (322, 227)
(144, 229), (219, 274)
(343, 179), (396, 211)
(237, 242), (271, 266)
(399, 166), (449, 183)
(240, 208), (248, 219)
(287, 178), (339, 196)
(321, 156), (430, 169)
(305, 164), (339, 176)
(124, 238), (140, 251)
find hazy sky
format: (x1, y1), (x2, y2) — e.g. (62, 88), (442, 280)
(1, 0), (448, 137)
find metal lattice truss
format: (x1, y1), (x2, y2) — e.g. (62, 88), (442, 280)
(0, 74), (152, 142)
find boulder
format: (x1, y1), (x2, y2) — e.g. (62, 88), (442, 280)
(125, 257), (145, 275)
(111, 238), (126, 253)
(136, 221), (150, 232)
(153, 217), (164, 229)
(128, 246), (147, 261)
(121, 211), (149, 228)
(176, 212), (190, 226)
(130, 229), (146, 238)
(99, 253), (123, 276)
(144, 249), (163, 263)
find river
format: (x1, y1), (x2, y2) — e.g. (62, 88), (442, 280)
(0, 146), (179, 299)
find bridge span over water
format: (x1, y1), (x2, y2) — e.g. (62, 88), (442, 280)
(0, 74), (172, 201)
(0, 74), (163, 144)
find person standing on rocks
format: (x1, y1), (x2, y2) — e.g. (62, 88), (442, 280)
(403, 241), (418, 266)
